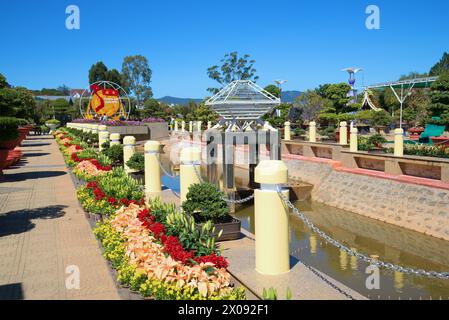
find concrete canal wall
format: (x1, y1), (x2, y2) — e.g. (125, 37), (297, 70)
(284, 156), (449, 241)
(165, 136), (449, 241)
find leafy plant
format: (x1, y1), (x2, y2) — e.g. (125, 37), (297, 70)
(182, 183), (229, 223)
(126, 152), (144, 172)
(45, 119), (60, 124)
(102, 144), (124, 165)
(368, 134), (387, 146)
(0, 117), (20, 141)
(262, 287), (292, 300)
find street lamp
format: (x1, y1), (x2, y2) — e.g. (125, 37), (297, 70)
(274, 80), (287, 117)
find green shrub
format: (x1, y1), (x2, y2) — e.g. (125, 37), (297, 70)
(126, 152), (144, 172)
(102, 144), (123, 165)
(45, 119), (60, 125)
(367, 134), (387, 146)
(182, 183), (228, 223)
(0, 117), (20, 141)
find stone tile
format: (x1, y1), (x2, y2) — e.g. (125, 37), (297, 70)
(0, 137), (120, 300)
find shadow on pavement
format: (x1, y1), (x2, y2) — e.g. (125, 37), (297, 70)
(22, 153), (50, 158)
(0, 171), (66, 182)
(0, 283), (23, 300)
(0, 205), (67, 237)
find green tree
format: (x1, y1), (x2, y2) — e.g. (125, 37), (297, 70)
(141, 98), (165, 119)
(192, 103), (218, 126)
(207, 52), (259, 94)
(0, 73), (9, 89)
(57, 84), (70, 95)
(429, 52), (449, 76)
(88, 61), (108, 84)
(121, 55), (153, 105)
(428, 73), (449, 128)
(294, 90), (331, 122)
(264, 84), (280, 98)
(321, 83), (353, 113)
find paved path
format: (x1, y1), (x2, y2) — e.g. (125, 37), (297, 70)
(0, 135), (120, 300)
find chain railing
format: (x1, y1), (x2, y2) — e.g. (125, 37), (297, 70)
(277, 190), (449, 280)
(192, 165), (254, 205)
(156, 155), (178, 179)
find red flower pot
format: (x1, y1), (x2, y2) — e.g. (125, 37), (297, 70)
(0, 137), (21, 150)
(0, 149), (11, 172)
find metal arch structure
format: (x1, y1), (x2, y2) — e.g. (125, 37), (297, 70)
(365, 76), (438, 129)
(79, 80), (131, 120)
(205, 80), (281, 131)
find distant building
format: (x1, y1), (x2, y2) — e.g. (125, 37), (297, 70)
(34, 95), (70, 101)
(70, 89), (85, 100)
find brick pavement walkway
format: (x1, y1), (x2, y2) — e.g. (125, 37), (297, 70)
(0, 135), (120, 300)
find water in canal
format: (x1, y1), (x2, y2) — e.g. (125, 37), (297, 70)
(155, 156), (449, 299)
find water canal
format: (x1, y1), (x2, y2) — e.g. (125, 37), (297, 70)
(154, 154), (449, 300)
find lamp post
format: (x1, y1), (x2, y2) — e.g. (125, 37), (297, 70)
(274, 80), (287, 117)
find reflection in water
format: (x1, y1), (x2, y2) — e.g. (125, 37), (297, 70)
(234, 200), (449, 300)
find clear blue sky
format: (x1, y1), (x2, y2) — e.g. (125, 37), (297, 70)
(0, 0), (448, 98)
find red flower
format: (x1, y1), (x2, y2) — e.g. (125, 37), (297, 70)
(195, 253), (228, 269)
(75, 145), (82, 150)
(87, 181), (98, 189)
(107, 197), (118, 205)
(71, 152), (80, 162)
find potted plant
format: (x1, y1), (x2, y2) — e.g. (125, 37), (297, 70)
(45, 119), (61, 133)
(182, 183), (241, 241)
(0, 117), (21, 150)
(126, 152), (145, 183)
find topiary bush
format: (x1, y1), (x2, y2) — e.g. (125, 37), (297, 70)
(126, 152), (144, 172)
(182, 183), (229, 223)
(0, 117), (20, 141)
(102, 144), (123, 165)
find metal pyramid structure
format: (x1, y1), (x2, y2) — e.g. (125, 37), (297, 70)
(205, 80), (280, 121)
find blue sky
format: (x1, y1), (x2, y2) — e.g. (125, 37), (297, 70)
(0, 0), (448, 98)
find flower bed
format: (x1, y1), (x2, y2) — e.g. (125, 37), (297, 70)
(52, 127), (245, 300)
(94, 204), (243, 299)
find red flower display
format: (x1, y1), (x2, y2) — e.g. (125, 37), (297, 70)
(135, 208), (229, 268)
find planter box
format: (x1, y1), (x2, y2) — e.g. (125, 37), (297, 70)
(197, 217), (241, 242)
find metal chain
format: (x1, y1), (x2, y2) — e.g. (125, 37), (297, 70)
(277, 190), (449, 280)
(193, 165), (255, 204)
(222, 193), (255, 204)
(156, 155), (178, 179)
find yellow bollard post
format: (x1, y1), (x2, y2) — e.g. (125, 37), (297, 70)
(350, 127), (358, 152)
(394, 128), (404, 157)
(339, 121), (348, 145)
(309, 121), (316, 143)
(98, 125), (108, 151)
(123, 136), (136, 173)
(284, 121), (291, 141)
(99, 132), (109, 151)
(207, 121), (212, 130)
(110, 133), (120, 146)
(174, 121), (179, 132)
(254, 160), (290, 275)
(91, 124), (99, 135)
(144, 141), (161, 196)
(189, 121), (193, 133)
(197, 121), (202, 133)
(181, 121), (186, 132)
(180, 147), (201, 203)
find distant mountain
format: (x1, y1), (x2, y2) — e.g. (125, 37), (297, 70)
(157, 96), (203, 105)
(281, 90), (302, 103)
(156, 90), (302, 105)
